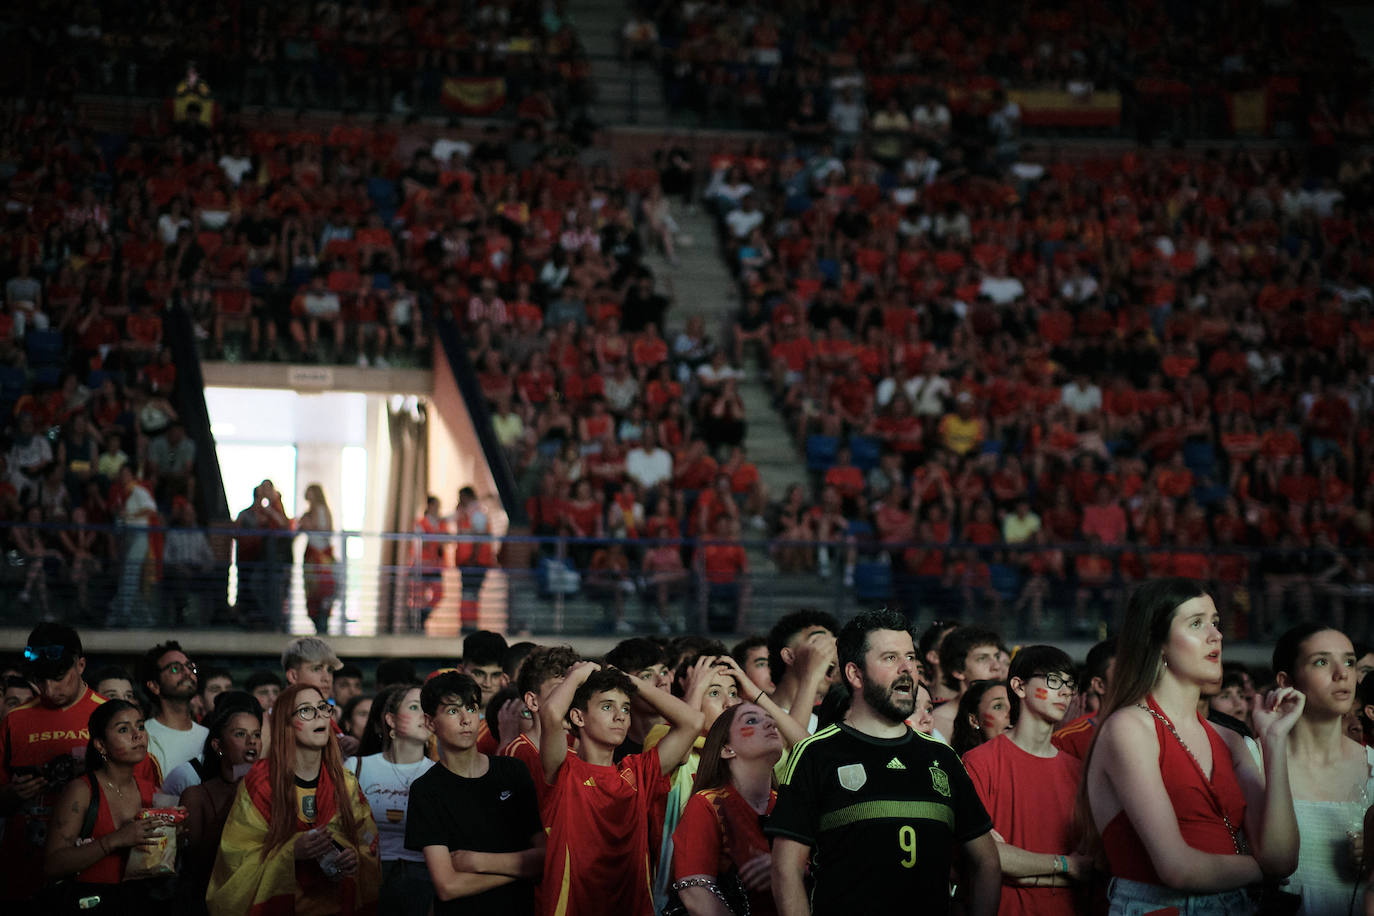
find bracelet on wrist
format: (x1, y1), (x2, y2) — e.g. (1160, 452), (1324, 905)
(755, 687), (766, 704)
(1056, 855), (1068, 875)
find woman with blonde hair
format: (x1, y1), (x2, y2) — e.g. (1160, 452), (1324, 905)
(208, 682), (379, 914)
(1080, 577), (1303, 915)
(297, 484), (336, 634)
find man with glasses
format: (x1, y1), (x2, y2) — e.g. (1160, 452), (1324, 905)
(140, 640), (209, 779)
(962, 645), (1093, 914)
(0, 623), (161, 905)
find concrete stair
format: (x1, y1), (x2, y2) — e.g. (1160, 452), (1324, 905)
(568, 0), (672, 126)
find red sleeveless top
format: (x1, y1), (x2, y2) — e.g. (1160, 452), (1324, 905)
(78, 775), (158, 884)
(1101, 696), (1247, 884)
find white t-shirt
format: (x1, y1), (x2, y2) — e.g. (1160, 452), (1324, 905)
(218, 155), (253, 186)
(344, 754), (436, 862)
(145, 718), (208, 779)
(725, 207), (764, 240)
(626, 447), (673, 490)
(160, 759), (203, 800)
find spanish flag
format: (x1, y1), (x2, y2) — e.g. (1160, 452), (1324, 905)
(207, 760), (380, 915)
(441, 76), (508, 115)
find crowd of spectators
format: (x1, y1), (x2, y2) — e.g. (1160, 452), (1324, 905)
(1, 0), (590, 120)
(647, 0), (1370, 140)
(703, 106), (1374, 640)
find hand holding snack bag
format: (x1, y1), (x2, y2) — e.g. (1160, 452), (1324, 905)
(124, 807), (188, 880)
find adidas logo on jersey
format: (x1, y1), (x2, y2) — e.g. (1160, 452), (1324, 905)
(583, 777), (597, 787)
(886, 757), (906, 770)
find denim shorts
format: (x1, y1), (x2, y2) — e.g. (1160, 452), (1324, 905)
(1108, 877), (1255, 916)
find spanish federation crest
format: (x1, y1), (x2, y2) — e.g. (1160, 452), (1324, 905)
(929, 763), (951, 797)
(837, 763), (867, 791)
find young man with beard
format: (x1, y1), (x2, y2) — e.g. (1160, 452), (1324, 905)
(141, 640), (210, 778)
(768, 609), (1000, 916)
(962, 645), (1093, 915)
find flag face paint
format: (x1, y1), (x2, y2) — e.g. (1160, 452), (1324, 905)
(1034, 687), (1050, 700)
(738, 726), (756, 738)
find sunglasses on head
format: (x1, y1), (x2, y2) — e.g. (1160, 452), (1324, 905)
(24, 645), (69, 663)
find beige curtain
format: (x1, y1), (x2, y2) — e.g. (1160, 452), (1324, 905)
(383, 401), (428, 632)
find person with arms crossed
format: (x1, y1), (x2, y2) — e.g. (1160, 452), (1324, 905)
(1081, 578), (1302, 915)
(406, 671), (544, 916)
(767, 608), (1001, 916)
(962, 645), (1092, 915)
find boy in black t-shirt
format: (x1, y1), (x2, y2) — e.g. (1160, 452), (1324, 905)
(406, 671), (544, 916)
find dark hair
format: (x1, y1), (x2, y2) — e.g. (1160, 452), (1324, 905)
(88, 665), (133, 690)
(605, 637), (665, 674)
(245, 669), (283, 693)
(357, 682), (422, 757)
(690, 705), (756, 794)
(138, 640), (186, 692)
(420, 671), (481, 717)
(667, 636), (727, 673)
(340, 694), (372, 738)
(730, 635), (767, 667)
(3, 674), (35, 695)
(1272, 622), (1341, 683)
(950, 680), (1006, 756)
(767, 610), (839, 683)
(504, 642), (538, 680)
(1007, 645), (1074, 722)
(570, 669), (638, 724)
(1358, 675), (1374, 737)
(938, 626), (1002, 692)
(86, 699), (143, 771)
(375, 659), (418, 688)
(198, 666), (233, 694)
(918, 620), (960, 674)
(202, 693), (263, 776)
(485, 686), (522, 745)
(1098, 578), (1209, 722)
(837, 608), (912, 682)
(1082, 638), (1117, 693)
(335, 664), (363, 683)
(516, 646), (581, 700)
(463, 631), (509, 669)
(1217, 669), (1247, 693)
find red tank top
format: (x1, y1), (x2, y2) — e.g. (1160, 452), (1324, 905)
(1101, 696), (1247, 884)
(78, 775), (157, 884)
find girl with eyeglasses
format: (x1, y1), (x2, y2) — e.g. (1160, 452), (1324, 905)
(43, 698), (176, 912)
(207, 683), (379, 915)
(1079, 578), (1303, 915)
(344, 682), (436, 916)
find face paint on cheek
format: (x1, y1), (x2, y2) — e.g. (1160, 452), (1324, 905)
(982, 715), (998, 727)
(1033, 687), (1050, 700)
(738, 726), (756, 738)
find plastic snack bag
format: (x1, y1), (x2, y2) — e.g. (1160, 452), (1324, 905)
(124, 807), (187, 880)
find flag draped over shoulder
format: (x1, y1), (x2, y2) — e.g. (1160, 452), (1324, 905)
(206, 760), (381, 916)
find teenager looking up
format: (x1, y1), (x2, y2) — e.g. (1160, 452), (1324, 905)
(950, 679), (1012, 757)
(207, 683), (380, 914)
(930, 625), (1007, 740)
(963, 645), (1092, 915)
(768, 609), (1001, 916)
(538, 661), (704, 916)
(345, 682), (436, 916)
(1081, 578), (1303, 914)
(406, 671), (544, 916)
(1271, 622), (1372, 914)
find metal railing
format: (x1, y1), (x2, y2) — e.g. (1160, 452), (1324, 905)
(0, 521), (1362, 642)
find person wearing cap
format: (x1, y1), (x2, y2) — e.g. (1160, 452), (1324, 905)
(0, 623), (162, 905)
(281, 636), (360, 758)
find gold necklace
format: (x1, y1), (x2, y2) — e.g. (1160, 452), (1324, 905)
(103, 778), (127, 799)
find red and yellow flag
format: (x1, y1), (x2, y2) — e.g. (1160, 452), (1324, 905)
(441, 77), (508, 115)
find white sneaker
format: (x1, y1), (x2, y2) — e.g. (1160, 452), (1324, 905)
(357, 354), (370, 368)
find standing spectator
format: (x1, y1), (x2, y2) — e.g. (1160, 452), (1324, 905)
(235, 480), (291, 629)
(406, 671), (543, 916)
(698, 514), (749, 633)
(346, 682), (436, 916)
(411, 495), (446, 628)
(297, 483), (338, 634)
(146, 421), (196, 505)
(451, 486), (495, 633)
(1081, 579), (1302, 914)
(140, 640), (209, 778)
(963, 646), (1092, 914)
(162, 496), (218, 626)
(207, 682), (380, 914)
(767, 609), (1001, 915)
(107, 464), (158, 628)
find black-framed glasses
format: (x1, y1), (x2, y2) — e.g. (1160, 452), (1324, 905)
(159, 661), (197, 677)
(294, 703), (334, 721)
(24, 645), (68, 662)
(1035, 672), (1078, 692)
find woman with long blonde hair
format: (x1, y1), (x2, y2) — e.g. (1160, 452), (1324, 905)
(297, 484), (337, 633)
(208, 682), (379, 914)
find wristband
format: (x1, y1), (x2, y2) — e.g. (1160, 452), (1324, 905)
(1056, 855), (1068, 875)
(755, 687), (766, 704)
